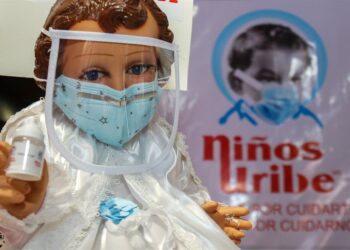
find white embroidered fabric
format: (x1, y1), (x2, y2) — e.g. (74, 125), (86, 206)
(0, 100), (239, 250)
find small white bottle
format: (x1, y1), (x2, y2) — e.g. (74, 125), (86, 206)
(6, 118), (45, 181)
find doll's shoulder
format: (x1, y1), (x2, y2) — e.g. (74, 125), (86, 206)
(155, 116), (189, 153)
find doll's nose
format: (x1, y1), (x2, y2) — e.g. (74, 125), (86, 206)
(109, 71), (126, 91)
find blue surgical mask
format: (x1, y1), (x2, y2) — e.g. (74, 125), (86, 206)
(251, 84), (300, 125)
(54, 75), (161, 149)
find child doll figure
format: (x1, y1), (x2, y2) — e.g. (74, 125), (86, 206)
(0, 1), (251, 249)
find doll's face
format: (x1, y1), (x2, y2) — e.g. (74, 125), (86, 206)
(240, 48), (309, 102)
(60, 11), (159, 90)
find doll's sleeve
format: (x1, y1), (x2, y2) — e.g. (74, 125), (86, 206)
(0, 102), (44, 248)
(0, 210), (38, 249)
(0, 101), (75, 249)
(168, 132), (211, 205)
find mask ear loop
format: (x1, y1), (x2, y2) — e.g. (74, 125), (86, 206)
(233, 69), (264, 105)
(234, 69), (262, 91)
(157, 76), (170, 87)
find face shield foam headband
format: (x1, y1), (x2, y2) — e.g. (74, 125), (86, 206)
(44, 28), (180, 175)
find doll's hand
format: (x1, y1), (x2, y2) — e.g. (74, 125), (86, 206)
(202, 201), (252, 245)
(0, 141), (49, 220)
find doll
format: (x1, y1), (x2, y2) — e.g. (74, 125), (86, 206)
(0, 1), (251, 249)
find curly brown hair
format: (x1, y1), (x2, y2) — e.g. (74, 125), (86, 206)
(34, 0), (174, 89)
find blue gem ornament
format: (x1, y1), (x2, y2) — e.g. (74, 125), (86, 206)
(99, 197), (139, 224)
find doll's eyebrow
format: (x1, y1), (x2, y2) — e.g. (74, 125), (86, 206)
(125, 50), (153, 56)
(74, 53), (115, 58)
(73, 50), (153, 58)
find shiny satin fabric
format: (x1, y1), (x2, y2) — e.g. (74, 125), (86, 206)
(52, 109), (239, 250)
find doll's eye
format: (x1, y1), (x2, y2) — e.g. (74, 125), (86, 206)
(127, 64), (156, 75)
(80, 69), (108, 82)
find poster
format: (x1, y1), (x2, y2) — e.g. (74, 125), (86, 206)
(183, 0), (350, 249)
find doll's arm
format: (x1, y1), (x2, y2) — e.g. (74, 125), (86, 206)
(0, 142), (49, 220)
(201, 201), (252, 245)
(0, 208), (37, 249)
(0, 101), (74, 248)
(0, 142), (46, 249)
(0, 105), (43, 248)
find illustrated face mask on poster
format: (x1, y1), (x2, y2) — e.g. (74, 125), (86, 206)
(185, 0), (350, 249)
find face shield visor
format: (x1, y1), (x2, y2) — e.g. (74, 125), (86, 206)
(44, 29), (179, 175)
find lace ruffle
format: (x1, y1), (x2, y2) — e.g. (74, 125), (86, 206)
(158, 117), (211, 204)
(124, 174), (205, 250)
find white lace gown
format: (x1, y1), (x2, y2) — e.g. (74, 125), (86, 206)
(0, 101), (239, 250)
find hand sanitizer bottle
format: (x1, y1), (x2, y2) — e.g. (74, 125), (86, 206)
(6, 117), (45, 181)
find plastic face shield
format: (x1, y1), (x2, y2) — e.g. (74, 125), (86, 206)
(44, 29), (179, 175)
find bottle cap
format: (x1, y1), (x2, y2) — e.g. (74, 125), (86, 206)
(6, 169), (42, 181)
(13, 117), (44, 141)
